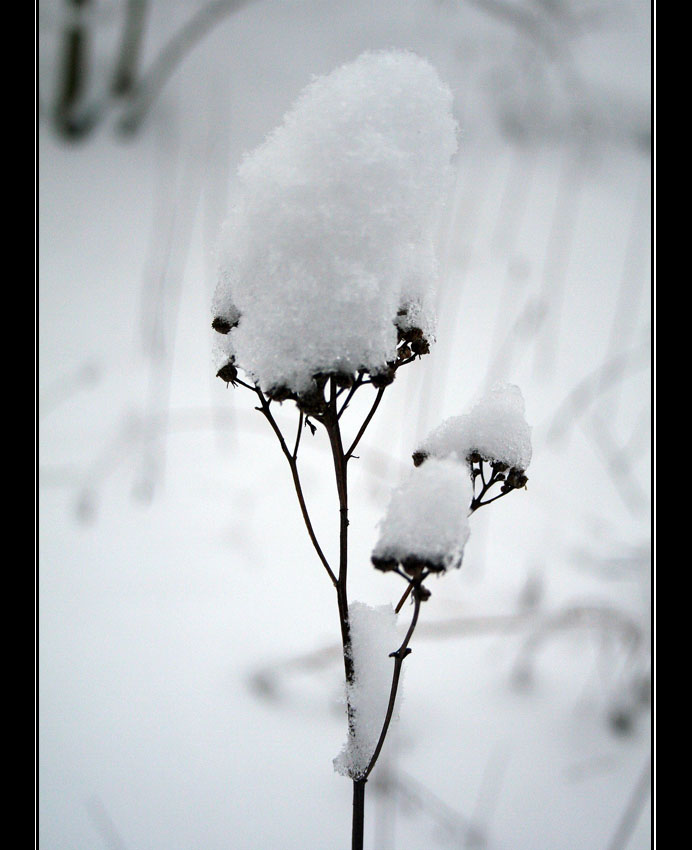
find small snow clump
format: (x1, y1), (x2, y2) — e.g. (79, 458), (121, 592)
(417, 383), (532, 472)
(371, 457), (473, 574)
(334, 601), (400, 779)
(213, 50), (458, 395)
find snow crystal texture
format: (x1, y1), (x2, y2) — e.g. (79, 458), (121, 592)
(334, 602), (400, 779)
(372, 457), (473, 570)
(420, 383), (532, 471)
(214, 50), (458, 393)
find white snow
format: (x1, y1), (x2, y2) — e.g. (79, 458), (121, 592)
(419, 382), (533, 472)
(333, 601), (400, 779)
(213, 49), (457, 393)
(39, 2), (651, 846)
(372, 457), (473, 571)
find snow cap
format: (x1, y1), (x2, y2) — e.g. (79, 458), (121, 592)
(372, 457), (473, 574)
(417, 383), (532, 472)
(213, 50), (458, 394)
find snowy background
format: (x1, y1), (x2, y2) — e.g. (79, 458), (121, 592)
(38, 1), (652, 848)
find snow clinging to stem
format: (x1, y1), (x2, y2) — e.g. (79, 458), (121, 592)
(333, 601), (400, 779)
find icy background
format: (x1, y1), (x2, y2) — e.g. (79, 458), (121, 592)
(38, 1), (651, 848)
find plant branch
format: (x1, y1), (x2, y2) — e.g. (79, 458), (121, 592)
(338, 374), (365, 419)
(293, 410), (304, 459)
(362, 579), (425, 782)
(254, 388), (337, 586)
(345, 386), (386, 461)
(321, 380), (366, 848)
(394, 582), (413, 614)
(469, 459), (525, 512)
(473, 491), (510, 510)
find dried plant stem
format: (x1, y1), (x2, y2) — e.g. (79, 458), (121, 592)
(233, 357), (420, 850)
(253, 388), (337, 586)
(395, 583), (413, 614)
(345, 386), (386, 459)
(362, 579), (425, 782)
(352, 780), (366, 850)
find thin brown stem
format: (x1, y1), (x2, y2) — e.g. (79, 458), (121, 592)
(237, 370), (404, 850)
(293, 410), (304, 459)
(352, 779), (366, 850)
(473, 491), (510, 510)
(362, 580), (424, 782)
(394, 582), (413, 614)
(338, 374), (364, 419)
(470, 460), (515, 512)
(254, 389), (337, 586)
(345, 386), (386, 461)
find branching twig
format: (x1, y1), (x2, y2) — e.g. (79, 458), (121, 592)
(223, 353), (425, 850)
(345, 387), (386, 461)
(293, 410), (304, 460)
(252, 387), (337, 586)
(362, 577), (427, 782)
(394, 583), (413, 614)
(470, 458), (526, 512)
(338, 374), (365, 419)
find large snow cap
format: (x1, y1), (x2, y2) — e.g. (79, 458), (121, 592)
(419, 383), (533, 471)
(372, 457), (473, 572)
(214, 50), (458, 393)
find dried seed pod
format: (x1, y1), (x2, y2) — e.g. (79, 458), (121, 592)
(371, 555), (398, 572)
(297, 386), (327, 416)
(401, 556), (445, 576)
(334, 371), (355, 388)
(267, 385), (295, 403)
(212, 307), (241, 334)
(311, 372), (330, 390)
(216, 361), (238, 385)
(212, 317), (232, 334)
(402, 326), (424, 342)
(412, 450), (428, 467)
(505, 468), (529, 490)
(370, 367), (396, 388)
(417, 585), (432, 602)
(410, 336), (430, 356)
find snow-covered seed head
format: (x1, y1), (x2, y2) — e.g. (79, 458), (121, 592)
(370, 367), (396, 389)
(372, 457), (473, 575)
(418, 383), (533, 473)
(500, 468), (529, 492)
(212, 50), (458, 395)
(212, 303), (241, 335)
